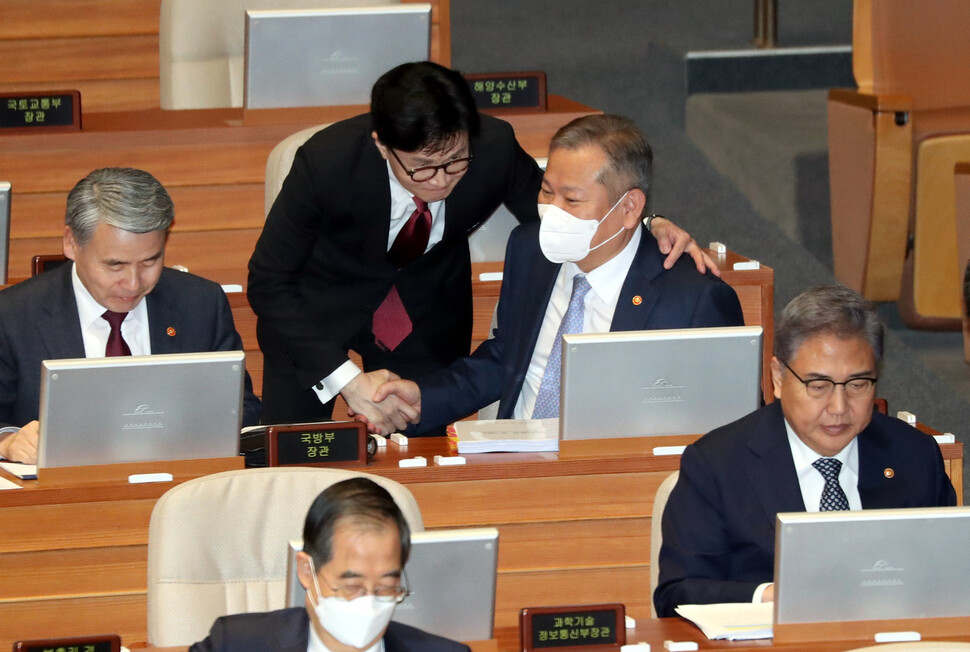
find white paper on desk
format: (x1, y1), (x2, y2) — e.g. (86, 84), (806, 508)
(453, 418), (559, 453)
(0, 461), (36, 480)
(674, 602), (773, 640)
(0, 474), (22, 490)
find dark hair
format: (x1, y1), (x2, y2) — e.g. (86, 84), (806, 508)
(549, 114), (652, 210)
(66, 167), (174, 245)
(371, 61), (480, 153)
(303, 477), (411, 568)
(775, 285), (884, 368)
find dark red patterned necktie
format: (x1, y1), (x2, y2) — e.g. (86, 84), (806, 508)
(387, 197), (431, 268)
(102, 310), (132, 356)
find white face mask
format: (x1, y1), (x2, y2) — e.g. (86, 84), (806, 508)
(537, 191), (629, 263)
(308, 562), (398, 649)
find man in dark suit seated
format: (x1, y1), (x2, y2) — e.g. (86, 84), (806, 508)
(190, 477), (469, 652)
(0, 167), (261, 464)
(654, 285), (957, 618)
(372, 114), (744, 433)
(248, 62), (714, 435)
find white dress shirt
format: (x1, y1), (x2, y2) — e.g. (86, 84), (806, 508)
(512, 227), (642, 419)
(72, 263), (151, 357)
(312, 164), (445, 405)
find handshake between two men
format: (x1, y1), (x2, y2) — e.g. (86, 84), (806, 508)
(340, 370), (423, 435)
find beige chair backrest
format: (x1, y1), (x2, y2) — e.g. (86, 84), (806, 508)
(264, 124), (332, 215)
(159, 0), (397, 110)
(147, 467), (424, 646)
(853, 0), (970, 110)
(649, 470), (679, 618)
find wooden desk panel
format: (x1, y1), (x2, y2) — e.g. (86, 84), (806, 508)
(0, 435), (961, 648)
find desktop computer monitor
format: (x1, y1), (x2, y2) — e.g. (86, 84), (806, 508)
(775, 506), (970, 624)
(244, 4), (431, 109)
(38, 351), (245, 467)
(560, 325), (763, 439)
(0, 181), (10, 284)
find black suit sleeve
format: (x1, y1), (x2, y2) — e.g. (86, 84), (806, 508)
(654, 444), (763, 617)
(499, 132), (543, 224)
(248, 136), (356, 386)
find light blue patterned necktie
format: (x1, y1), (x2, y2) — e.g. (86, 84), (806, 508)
(813, 457), (850, 511)
(532, 274), (592, 419)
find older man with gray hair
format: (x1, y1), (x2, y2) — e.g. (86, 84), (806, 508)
(654, 284), (957, 618)
(0, 167), (260, 464)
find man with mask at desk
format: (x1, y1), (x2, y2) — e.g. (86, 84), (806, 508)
(654, 285), (956, 617)
(0, 167), (261, 464)
(190, 477), (468, 652)
(371, 114), (743, 432)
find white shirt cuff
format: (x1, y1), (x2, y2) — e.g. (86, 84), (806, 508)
(752, 582), (773, 603)
(312, 360), (362, 405)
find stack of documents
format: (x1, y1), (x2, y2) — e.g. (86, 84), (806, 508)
(448, 418), (559, 453)
(674, 603), (773, 640)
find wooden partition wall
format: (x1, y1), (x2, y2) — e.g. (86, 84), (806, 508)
(0, 0), (451, 113)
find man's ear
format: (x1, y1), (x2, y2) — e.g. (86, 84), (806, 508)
(296, 551), (315, 591)
(63, 225), (78, 260)
(621, 190), (647, 229)
(770, 356), (784, 401)
(371, 132), (389, 160)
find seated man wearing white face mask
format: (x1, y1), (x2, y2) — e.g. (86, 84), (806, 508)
(190, 477), (468, 652)
(373, 114), (745, 434)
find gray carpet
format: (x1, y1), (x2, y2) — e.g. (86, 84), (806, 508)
(451, 0), (970, 495)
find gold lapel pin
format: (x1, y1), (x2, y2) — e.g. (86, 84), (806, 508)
(166, 327), (176, 337)
(632, 295), (643, 306)
(884, 468), (894, 479)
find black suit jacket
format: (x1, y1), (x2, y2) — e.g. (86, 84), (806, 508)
(0, 263), (261, 428)
(416, 222), (745, 432)
(248, 113), (542, 423)
(654, 400), (957, 617)
(189, 607), (471, 652)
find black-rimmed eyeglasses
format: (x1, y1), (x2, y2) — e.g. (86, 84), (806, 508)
(389, 148), (473, 182)
(781, 359), (878, 399)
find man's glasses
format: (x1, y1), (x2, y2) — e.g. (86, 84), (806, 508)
(389, 148), (473, 182)
(782, 359), (878, 399)
(319, 570), (410, 604)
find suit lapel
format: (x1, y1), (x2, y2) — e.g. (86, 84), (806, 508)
(146, 274), (180, 354)
(610, 226), (666, 331)
(857, 422), (906, 508)
(744, 402), (806, 520)
(353, 143), (395, 269)
(39, 264), (86, 359)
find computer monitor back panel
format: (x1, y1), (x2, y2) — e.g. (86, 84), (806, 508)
(0, 181), (10, 284)
(286, 527), (498, 641)
(774, 507), (970, 624)
(560, 325), (763, 439)
(244, 5), (431, 109)
(38, 351), (244, 467)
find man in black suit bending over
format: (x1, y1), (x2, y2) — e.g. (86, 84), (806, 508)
(654, 285), (956, 617)
(0, 167), (261, 464)
(190, 477), (469, 652)
(248, 61), (713, 434)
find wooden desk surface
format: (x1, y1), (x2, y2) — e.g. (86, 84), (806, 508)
(123, 618), (970, 652)
(0, 432), (961, 649)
